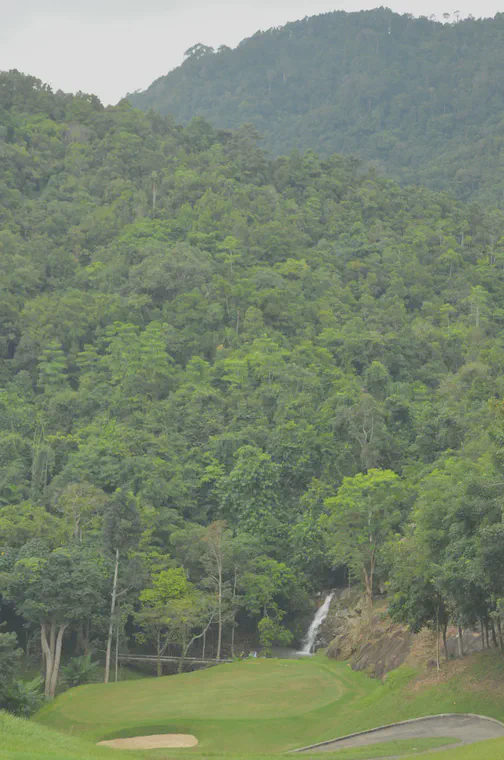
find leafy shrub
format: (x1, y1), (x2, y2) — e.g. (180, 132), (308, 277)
(4, 677), (44, 717)
(61, 655), (99, 688)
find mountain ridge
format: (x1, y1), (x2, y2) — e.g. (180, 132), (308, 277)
(129, 8), (504, 207)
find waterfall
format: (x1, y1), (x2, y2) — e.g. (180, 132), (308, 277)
(299, 592), (335, 655)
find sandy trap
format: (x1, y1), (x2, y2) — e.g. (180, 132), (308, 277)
(98, 734), (199, 750)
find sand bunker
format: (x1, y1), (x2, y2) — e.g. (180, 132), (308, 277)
(98, 734), (199, 750)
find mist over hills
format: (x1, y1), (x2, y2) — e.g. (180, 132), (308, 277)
(130, 9), (504, 207)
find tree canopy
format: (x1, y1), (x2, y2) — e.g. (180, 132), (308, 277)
(2, 67), (504, 693)
(130, 10), (504, 207)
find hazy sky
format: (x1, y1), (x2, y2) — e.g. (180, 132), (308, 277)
(1, 0), (501, 104)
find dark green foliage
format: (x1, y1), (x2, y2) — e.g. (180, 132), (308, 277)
(4, 677), (44, 717)
(130, 10), (504, 207)
(2, 69), (504, 667)
(61, 655), (99, 688)
(0, 631), (21, 709)
(0, 629), (42, 716)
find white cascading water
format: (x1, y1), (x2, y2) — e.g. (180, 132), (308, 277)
(299, 592), (335, 655)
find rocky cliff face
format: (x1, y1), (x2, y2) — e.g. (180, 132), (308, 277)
(325, 592), (486, 679)
(325, 592), (413, 678)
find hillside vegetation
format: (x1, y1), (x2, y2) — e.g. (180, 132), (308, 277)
(3, 70), (504, 702)
(130, 10), (504, 207)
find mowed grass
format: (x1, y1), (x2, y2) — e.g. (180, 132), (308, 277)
(425, 738), (504, 759)
(30, 650), (504, 759)
(301, 738), (459, 758)
(47, 657), (347, 722)
(0, 711), (461, 760)
(0, 711), (143, 760)
(36, 657), (379, 752)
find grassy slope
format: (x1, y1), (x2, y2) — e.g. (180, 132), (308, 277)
(34, 651), (504, 759)
(438, 741), (504, 760)
(0, 711), (143, 760)
(0, 710), (460, 760)
(36, 657), (370, 752)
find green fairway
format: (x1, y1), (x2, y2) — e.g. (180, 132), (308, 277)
(35, 657), (377, 751)
(34, 651), (504, 757)
(83, 658), (347, 721)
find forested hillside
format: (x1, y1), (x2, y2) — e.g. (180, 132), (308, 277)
(2, 69), (504, 702)
(130, 9), (504, 207)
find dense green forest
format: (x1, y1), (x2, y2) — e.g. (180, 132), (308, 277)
(2, 68), (504, 706)
(130, 9), (504, 208)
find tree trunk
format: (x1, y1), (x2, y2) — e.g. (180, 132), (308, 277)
(497, 616), (504, 651)
(85, 617), (91, 655)
(115, 609), (120, 683)
(49, 622), (56, 673)
(157, 629), (162, 677)
(104, 548), (120, 684)
(442, 621), (449, 662)
(41, 623), (55, 699)
(178, 633), (187, 674)
(231, 572), (238, 659)
(491, 621), (498, 649)
(458, 625), (464, 657)
(41, 621), (68, 699)
(362, 566), (373, 605)
(435, 606), (440, 672)
(216, 561), (223, 661)
(49, 624), (67, 699)
(181, 612), (215, 672)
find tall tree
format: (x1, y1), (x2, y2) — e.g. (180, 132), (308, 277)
(241, 556), (297, 650)
(324, 469), (406, 602)
(2, 543), (105, 699)
(137, 567), (196, 676)
(102, 490), (141, 684)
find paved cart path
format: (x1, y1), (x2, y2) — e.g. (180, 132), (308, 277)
(294, 714), (504, 753)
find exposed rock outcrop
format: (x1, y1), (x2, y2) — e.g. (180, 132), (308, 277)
(325, 593), (413, 677)
(325, 592), (485, 679)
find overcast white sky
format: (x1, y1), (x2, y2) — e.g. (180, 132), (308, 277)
(0, 0), (501, 105)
